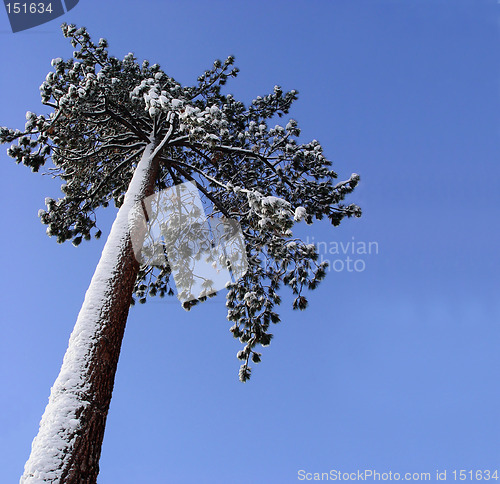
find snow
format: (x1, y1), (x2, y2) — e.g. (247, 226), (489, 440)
(159, 95), (169, 107)
(294, 206), (307, 222)
(20, 139), (159, 483)
(171, 99), (183, 109)
(334, 173), (359, 189)
(261, 196), (283, 207)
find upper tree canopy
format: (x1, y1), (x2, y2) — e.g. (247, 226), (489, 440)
(1, 23), (361, 380)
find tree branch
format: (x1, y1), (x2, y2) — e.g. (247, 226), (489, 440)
(104, 98), (150, 142)
(168, 162), (231, 218)
(151, 112), (177, 160)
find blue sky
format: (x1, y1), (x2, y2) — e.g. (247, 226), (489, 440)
(1, 1), (499, 483)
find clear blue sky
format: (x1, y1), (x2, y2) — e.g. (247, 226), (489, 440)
(1, 1), (499, 483)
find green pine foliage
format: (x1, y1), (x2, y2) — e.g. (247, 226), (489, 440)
(1, 24), (361, 381)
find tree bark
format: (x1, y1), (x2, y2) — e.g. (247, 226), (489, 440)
(21, 138), (161, 483)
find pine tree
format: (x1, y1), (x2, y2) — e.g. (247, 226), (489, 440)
(1, 24), (361, 483)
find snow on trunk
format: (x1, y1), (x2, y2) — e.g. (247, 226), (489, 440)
(21, 138), (161, 484)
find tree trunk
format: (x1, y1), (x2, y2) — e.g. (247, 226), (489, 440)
(21, 138), (161, 483)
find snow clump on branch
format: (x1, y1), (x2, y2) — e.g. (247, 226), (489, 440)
(130, 78), (185, 118)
